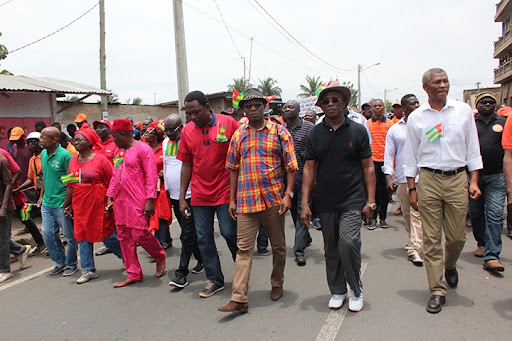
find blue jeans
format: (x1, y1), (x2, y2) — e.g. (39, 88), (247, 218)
(192, 204), (238, 286)
(469, 173), (507, 260)
(257, 225), (268, 250)
(154, 218), (172, 247)
(41, 205), (78, 268)
(79, 233), (123, 271)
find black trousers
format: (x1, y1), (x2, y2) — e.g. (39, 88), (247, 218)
(171, 199), (203, 276)
(373, 161), (389, 221)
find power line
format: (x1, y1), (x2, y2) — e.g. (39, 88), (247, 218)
(0, 0), (15, 8)
(250, 0), (355, 73)
(183, 0), (297, 83)
(9, 2), (99, 54)
(212, 0), (244, 65)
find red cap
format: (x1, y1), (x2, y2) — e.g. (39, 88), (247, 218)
(111, 119), (133, 132)
(93, 119), (112, 129)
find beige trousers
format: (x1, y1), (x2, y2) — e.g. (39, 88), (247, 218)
(231, 205), (286, 303)
(396, 183), (423, 256)
(418, 169), (468, 296)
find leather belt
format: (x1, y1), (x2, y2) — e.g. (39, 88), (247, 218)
(422, 167), (467, 176)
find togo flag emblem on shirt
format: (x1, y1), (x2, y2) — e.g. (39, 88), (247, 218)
(61, 169), (81, 184)
(165, 141), (178, 156)
(20, 203), (34, 221)
(216, 125), (228, 142)
(113, 151), (125, 168)
(426, 123), (443, 143)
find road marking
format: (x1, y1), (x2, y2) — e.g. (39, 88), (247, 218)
(0, 266), (54, 292)
(315, 262), (368, 341)
(0, 244), (111, 292)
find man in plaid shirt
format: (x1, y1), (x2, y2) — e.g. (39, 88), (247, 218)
(218, 88), (298, 313)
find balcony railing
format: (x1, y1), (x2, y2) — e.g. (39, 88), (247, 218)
(496, 0), (512, 22)
(494, 59), (512, 83)
(494, 28), (512, 58)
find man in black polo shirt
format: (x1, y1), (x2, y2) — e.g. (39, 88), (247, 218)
(283, 100), (315, 266)
(300, 81), (376, 312)
(469, 92), (506, 272)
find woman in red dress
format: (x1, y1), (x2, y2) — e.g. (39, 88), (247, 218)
(63, 126), (123, 284)
(145, 121), (173, 251)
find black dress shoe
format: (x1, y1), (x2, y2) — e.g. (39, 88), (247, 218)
(426, 295), (445, 314)
(445, 267), (458, 288)
(95, 246), (112, 256)
(295, 255), (306, 266)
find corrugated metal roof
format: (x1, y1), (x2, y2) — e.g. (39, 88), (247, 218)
(0, 75), (111, 95)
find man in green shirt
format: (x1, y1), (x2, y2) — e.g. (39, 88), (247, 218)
(38, 127), (78, 276)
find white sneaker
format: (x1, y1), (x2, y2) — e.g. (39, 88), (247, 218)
(403, 243), (410, 251)
(19, 245), (31, 269)
(328, 293), (347, 309)
(348, 290), (364, 312)
(0, 272), (14, 283)
(76, 270), (99, 284)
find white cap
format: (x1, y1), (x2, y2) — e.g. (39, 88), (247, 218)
(26, 132), (41, 140)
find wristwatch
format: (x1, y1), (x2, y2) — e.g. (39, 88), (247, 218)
(366, 202), (377, 210)
(286, 191), (294, 199)
(407, 187), (417, 194)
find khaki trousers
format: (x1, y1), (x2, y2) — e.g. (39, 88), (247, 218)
(418, 169), (468, 296)
(396, 183), (423, 256)
(231, 205), (286, 303)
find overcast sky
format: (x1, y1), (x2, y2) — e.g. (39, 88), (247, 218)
(0, 0), (502, 106)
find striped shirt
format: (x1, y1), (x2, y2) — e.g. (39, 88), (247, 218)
(368, 116), (394, 162)
(226, 121), (298, 214)
(284, 119), (314, 184)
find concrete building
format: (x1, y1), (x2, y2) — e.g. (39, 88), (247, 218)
(463, 86), (500, 109)
(0, 75), (109, 150)
(494, 0), (512, 103)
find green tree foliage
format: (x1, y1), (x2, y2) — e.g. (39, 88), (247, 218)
(341, 81), (358, 108)
(227, 77), (252, 92)
(97, 91), (119, 104)
(66, 95), (80, 102)
(257, 77), (282, 97)
(125, 97), (143, 105)
(298, 75), (323, 98)
(0, 32), (12, 75)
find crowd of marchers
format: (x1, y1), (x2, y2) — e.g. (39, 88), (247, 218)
(1, 67), (511, 315)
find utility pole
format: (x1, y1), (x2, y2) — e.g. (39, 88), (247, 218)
(248, 38), (253, 85)
(99, 0), (107, 113)
(242, 57), (246, 87)
(173, 0), (189, 122)
(357, 64), (361, 110)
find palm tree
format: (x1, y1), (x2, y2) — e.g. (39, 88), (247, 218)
(298, 75), (323, 98)
(227, 77), (252, 92)
(257, 77), (282, 97)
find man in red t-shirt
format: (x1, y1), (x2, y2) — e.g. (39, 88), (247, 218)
(177, 90), (239, 298)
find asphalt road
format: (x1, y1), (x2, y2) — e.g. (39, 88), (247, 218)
(1, 200), (511, 340)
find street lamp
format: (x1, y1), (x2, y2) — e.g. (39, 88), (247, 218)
(384, 88), (398, 109)
(357, 62), (380, 110)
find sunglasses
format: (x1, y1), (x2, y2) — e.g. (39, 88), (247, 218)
(243, 102), (264, 109)
(320, 97), (342, 105)
(165, 125), (182, 133)
(478, 100), (496, 106)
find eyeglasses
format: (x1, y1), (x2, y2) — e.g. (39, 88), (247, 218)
(478, 100), (496, 106)
(320, 97), (342, 105)
(243, 102), (263, 109)
(165, 125), (182, 133)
